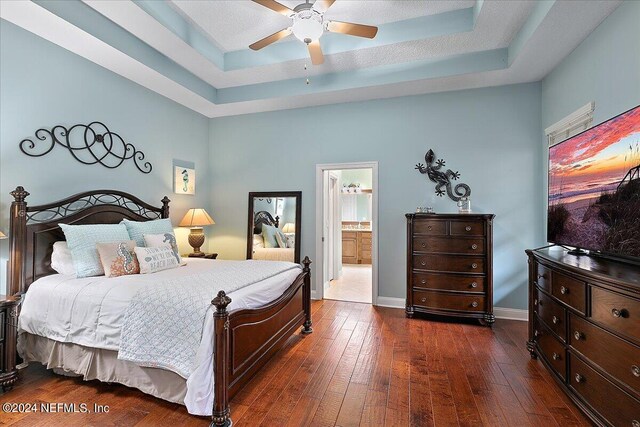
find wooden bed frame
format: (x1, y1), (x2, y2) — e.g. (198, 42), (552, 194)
(7, 186), (312, 427)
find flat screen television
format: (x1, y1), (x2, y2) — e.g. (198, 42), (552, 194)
(548, 105), (640, 262)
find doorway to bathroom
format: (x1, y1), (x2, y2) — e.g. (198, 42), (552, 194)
(315, 162), (378, 305)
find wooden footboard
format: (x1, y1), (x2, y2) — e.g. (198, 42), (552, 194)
(210, 257), (313, 427)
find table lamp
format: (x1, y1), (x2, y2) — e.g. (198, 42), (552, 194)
(282, 223), (295, 233)
(179, 208), (214, 257)
(0, 231), (6, 239)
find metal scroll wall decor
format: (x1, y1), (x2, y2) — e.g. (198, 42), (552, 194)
(415, 149), (471, 201)
(19, 121), (152, 174)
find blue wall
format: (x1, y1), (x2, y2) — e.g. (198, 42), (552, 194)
(209, 83), (544, 310)
(542, 1), (639, 129)
(0, 21), (210, 292)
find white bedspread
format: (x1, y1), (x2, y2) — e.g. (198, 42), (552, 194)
(18, 258), (302, 415)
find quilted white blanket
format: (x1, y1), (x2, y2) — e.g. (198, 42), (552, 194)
(117, 260), (299, 378)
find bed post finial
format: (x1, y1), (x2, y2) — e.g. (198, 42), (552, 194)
(8, 186), (30, 297)
(211, 290), (232, 427)
(160, 196), (170, 219)
(301, 257), (313, 335)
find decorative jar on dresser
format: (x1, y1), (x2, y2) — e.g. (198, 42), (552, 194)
(527, 247), (640, 427)
(406, 213), (495, 326)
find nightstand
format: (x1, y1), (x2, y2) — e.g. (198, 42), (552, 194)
(0, 295), (20, 392)
(186, 253), (218, 259)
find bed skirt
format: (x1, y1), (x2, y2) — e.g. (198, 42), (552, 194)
(18, 333), (187, 405)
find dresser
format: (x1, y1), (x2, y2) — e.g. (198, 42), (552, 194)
(406, 213), (495, 326)
(527, 248), (640, 427)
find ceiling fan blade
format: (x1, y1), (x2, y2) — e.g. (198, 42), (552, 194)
(252, 0), (294, 16)
(327, 21), (378, 39)
(249, 28), (292, 50)
(313, 0), (336, 13)
(307, 39), (324, 65)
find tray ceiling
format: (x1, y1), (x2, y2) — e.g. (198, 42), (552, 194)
(0, 0), (621, 117)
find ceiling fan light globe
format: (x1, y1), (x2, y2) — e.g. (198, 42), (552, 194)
(291, 11), (324, 42)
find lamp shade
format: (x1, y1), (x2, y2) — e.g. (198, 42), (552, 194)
(0, 231), (6, 239)
(179, 208), (215, 227)
(282, 223), (295, 233)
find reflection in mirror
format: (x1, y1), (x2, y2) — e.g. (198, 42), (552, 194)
(247, 192), (301, 263)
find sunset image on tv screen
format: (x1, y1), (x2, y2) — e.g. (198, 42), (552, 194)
(548, 105), (640, 257)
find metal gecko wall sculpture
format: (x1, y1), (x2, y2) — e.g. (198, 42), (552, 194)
(19, 121), (152, 174)
(415, 149), (471, 201)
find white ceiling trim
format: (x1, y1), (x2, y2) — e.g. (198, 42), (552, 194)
(1, 0), (623, 119)
(0, 0), (213, 116)
(82, 0), (226, 88)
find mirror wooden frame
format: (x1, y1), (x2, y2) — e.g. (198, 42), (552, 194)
(247, 191), (302, 263)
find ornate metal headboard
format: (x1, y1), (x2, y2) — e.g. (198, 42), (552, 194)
(253, 210), (279, 234)
(7, 186), (170, 296)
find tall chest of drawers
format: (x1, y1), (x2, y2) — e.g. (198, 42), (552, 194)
(527, 248), (640, 427)
(406, 213), (495, 326)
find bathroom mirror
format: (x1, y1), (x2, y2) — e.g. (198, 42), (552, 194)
(247, 191), (301, 263)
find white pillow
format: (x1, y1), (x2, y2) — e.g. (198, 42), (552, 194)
(144, 233), (183, 264)
(51, 241), (76, 276)
(134, 245), (180, 274)
(253, 234), (265, 249)
(284, 233), (295, 249)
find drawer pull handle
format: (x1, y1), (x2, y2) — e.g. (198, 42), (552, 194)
(428, 226), (433, 231)
(574, 331), (583, 341)
(471, 244), (478, 250)
(420, 297), (427, 303)
(611, 308), (624, 318)
(552, 316), (560, 325)
(533, 298), (538, 306)
(421, 261), (426, 266)
(552, 352), (561, 361)
(471, 301), (478, 308)
(537, 274), (545, 280)
(470, 282), (478, 288)
(560, 286), (568, 295)
(574, 373), (584, 383)
(421, 242), (426, 248)
(421, 279), (426, 285)
(465, 226), (472, 232)
(632, 365), (640, 378)
(534, 330), (539, 337)
(471, 263), (478, 269)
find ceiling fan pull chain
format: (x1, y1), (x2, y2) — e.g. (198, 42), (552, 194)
(305, 63), (310, 85)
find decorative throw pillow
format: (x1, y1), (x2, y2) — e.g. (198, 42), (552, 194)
(59, 223), (131, 278)
(96, 241), (140, 277)
(134, 245), (180, 274)
(261, 224), (279, 248)
(50, 241), (76, 276)
(121, 218), (174, 247)
(284, 233), (296, 249)
(144, 233), (182, 264)
(253, 234), (265, 249)
(274, 229), (288, 248)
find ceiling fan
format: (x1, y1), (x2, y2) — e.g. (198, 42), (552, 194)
(249, 0), (378, 65)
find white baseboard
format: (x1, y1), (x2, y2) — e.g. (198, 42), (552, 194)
(311, 293), (527, 322)
(375, 296), (405, 309)
(494, 307), (528, 321)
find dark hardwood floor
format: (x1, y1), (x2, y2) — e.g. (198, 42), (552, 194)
(0, 300), (591, 426)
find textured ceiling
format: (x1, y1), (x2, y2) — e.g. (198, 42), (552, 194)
(170, 0), (476, 52)
(0, 0), (622, 117)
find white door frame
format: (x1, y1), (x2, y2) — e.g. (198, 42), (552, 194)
(315, 161), (379, 305)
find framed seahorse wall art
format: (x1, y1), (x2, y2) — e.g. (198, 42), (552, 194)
(174, 165), (195, 195)
(415, 149), (471, 202)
